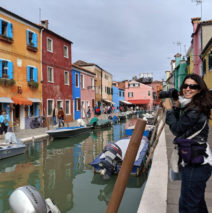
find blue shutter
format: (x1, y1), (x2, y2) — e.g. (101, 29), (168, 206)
(27, 66), (30, 82)
(33, 33), (37, 48)
(33, 67), (38, 82)
(0, 59), (2, 78)
(7, 22), (13, 38)
(8, 61), (13, 79)
(26, 30), (29, 46)
(0, 19), (2, 35)
(35, 103), (39, 116)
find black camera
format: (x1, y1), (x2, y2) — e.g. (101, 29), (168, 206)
(158, 88), (179, 101)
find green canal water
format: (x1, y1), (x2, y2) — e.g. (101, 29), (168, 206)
(0, 120), (147, 213)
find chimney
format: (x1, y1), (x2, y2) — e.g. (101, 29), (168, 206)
(174, 53), (181, 67)
(41, 20), (49, 29)
(191, 17), (201, 33)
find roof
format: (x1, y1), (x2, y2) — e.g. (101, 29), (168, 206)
(0, 7), (41, 30)
(72, 64), (95, 76)
(42, 27), (73, 44)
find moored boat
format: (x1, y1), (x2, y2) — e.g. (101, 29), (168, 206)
(46, 126), (92, 139)
(90, 136), (149, 178)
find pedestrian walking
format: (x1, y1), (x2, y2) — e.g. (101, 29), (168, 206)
(87, 106), (91, 118)
(52, 107), (58, 126)
(163, 74), (212, 213)
(58, 107), (64, 127)
(0, 110), (9, 138)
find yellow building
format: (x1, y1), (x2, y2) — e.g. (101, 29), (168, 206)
(0, 7), (42, 129)
(101, 69), (113, 103)
(201, 37), (212, 125)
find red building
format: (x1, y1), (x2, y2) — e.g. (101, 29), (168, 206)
(41, 21), (73, 122)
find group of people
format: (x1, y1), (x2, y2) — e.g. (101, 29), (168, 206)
(163, 74), (212, 213)
(0, 110), (9, 139)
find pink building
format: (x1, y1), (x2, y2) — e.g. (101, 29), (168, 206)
(124, 80), (153, 110)
(72, 65), (95, 118)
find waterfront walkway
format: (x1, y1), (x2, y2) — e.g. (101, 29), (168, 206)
(138, 124), (212, 213)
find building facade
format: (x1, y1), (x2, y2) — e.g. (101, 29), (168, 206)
(124, 80), (153, 110)
(0, 7), (42, 129)
(41, 22), (73, 124)
(72, 64), (95, 119)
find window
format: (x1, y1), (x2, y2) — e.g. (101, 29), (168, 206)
(64, 71), (69, 85)
(105, 74), (108, 80)
(75, 98), (81, 111)
(0, 59), (13, 79)
(47, 38), (53, 52)
(47, 100), (53, 116)
(128, 92), (133, 97)
(91, 78), (95, 90)
(148, 91), (151, 96)
(65, 100), (70, 114)
(47, 67), (54, 82)
(0, 19), (13, 39)
(27, 30), (37, 48)
(119, 91), (121, 96)
(208, 51), (212, 71)
(29, 103), (39, 117)
(27, 66), (38, 82)
(64, 45), (68, 58)
(80, 75), (84, 88)
(57, 101), (63, 111)
(75, 73), (79, 87)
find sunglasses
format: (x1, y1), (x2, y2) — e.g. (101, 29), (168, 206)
(182, 84), (200, 90)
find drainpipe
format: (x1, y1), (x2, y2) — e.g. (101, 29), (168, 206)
(40, 27), (44, 116)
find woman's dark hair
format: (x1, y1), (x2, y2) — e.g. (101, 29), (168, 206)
(180, 74), (212, 119)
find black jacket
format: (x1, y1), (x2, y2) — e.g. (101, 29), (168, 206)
(166, 106), (209, 143)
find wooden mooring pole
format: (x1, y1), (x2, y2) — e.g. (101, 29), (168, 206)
(106, 119), (146, 213)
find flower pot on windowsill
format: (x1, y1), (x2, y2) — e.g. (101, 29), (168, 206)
(0, 78), (15, 86)
(28, 80), (39, 89)
(0, 34), (13, 43)
(27, 44), (38, 52)
(2, 73), (8, 78)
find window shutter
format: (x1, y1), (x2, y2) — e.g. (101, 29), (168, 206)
(7, 22), (13, 38)
(35, 103), (39, 116)
(8, 61), (13, 79)
(26, 30), (29, 46)
(0, 59), (2, 78)
(33, 67), (38, 82)
(27, 66), (30, 82)
(33, 33), (37, 48)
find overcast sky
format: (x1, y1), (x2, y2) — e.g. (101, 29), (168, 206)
(1, 0), (212, 81)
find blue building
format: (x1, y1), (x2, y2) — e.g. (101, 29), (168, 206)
(72, 68), (81, 120)
(112, 86), (124, 112)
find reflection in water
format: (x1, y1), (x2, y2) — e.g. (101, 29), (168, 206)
(0, 120), (147, 213)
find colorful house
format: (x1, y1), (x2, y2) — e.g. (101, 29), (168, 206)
(191, 17), (212, 76)
(124, 80), (153, 110)
(74, 60), (102, 107)
(112, 85), (125, 112)
(0, 7), (42, 129)
(150, 80), (163, 108)
(72, 64), (95, 119)
(41, 20), (73, 124)
(72, 67), (81, 120)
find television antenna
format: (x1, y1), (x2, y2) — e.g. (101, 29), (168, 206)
(191, 0), (203, 20)
(173, 41), (182, 54)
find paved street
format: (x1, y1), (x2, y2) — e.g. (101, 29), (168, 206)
(165, 125), (212, 213)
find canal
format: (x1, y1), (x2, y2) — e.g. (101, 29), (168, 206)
(0, 119), (147, 213)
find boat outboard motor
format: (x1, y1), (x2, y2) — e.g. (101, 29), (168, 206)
(100, 143), (122, 179)
(9, 185), (60, 213)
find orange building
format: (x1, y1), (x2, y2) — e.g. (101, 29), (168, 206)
(0, 7), (42, 129)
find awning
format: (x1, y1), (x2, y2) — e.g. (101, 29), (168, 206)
(12, 95), (32, 105)
(128, 99), (150, 105)
(153, 100), (161, 105)
(0, 97), (14, 103)
(119, 100), (132, 105)
(28, 98), (42, 103)
(103, 99), (115, 105)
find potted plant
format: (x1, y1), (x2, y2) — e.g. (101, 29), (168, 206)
(28, 80), (39, 89)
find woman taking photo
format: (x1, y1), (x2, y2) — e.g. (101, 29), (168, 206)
(163, 74), (212, 213)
